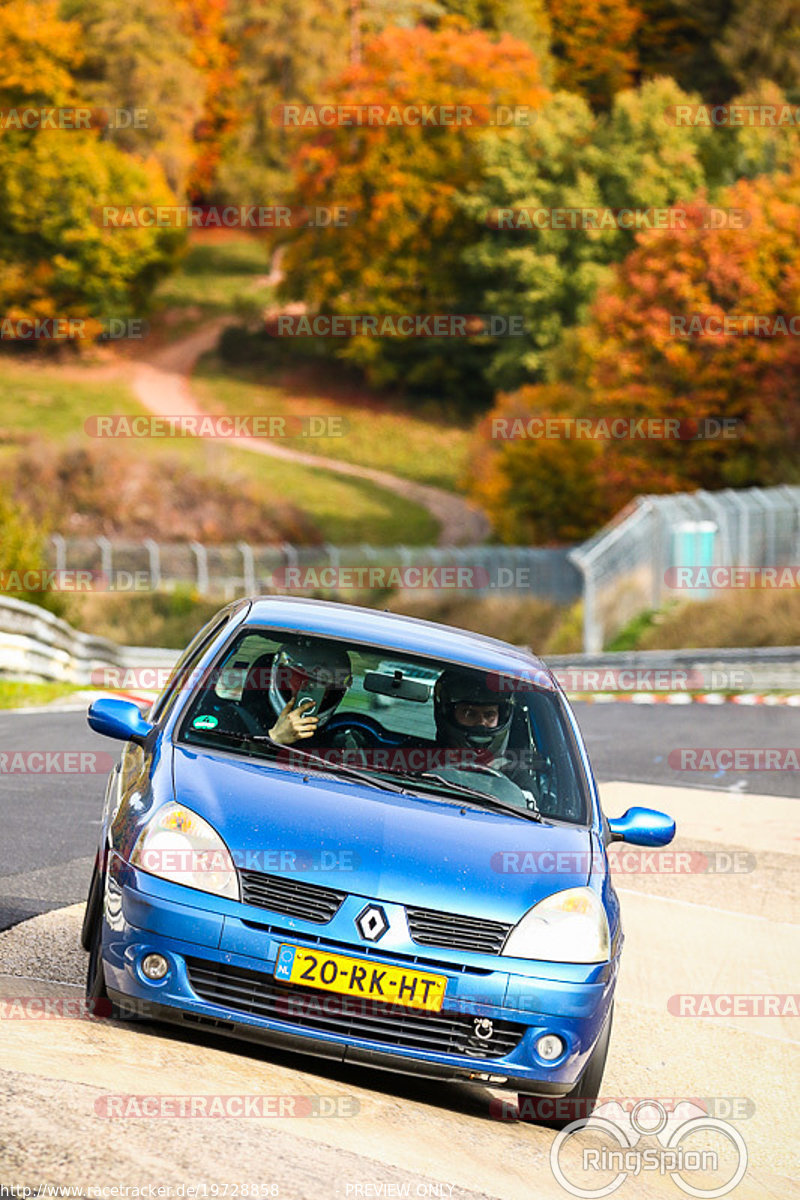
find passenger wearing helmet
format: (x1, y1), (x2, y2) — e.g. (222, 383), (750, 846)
(268, 639), (352, 746)
(433, 667), (515, 764)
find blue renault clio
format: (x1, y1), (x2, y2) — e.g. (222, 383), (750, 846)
(83, 597), (674, 1124)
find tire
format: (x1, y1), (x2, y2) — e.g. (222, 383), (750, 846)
(84, 871), (138, 1021)
(80, 860), (101, 951)
(85, 902), (110, 1009)
(518, 1003), (614, 1129)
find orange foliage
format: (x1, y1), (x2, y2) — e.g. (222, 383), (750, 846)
(544, 0), (642, 106)
(175, 0), (240, 198)
(280, 23), (548, 317)
(470, 167), (800, 542)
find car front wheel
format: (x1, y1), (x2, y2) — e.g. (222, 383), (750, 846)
(85, 893), (109, 1005)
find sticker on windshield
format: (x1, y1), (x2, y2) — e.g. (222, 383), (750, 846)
(192, 715), (219, 730)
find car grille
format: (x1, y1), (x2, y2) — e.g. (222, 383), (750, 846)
(406, 905), (512, 955)
(185, 958), (523, 1061)
(239, 870), (345, 924)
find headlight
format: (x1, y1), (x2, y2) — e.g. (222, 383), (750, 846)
(131, 803), (240, 901)
(502, 887), (609, 963)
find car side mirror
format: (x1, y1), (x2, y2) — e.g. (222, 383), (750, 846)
(607, 806), (675, 846)
(87, 698), (154, 743)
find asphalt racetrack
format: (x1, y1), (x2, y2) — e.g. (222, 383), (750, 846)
(0, 702), (797, 1198)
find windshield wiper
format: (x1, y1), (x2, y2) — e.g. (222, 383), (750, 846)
(186, 728), (410, 796)
(389, 770), (543, 822)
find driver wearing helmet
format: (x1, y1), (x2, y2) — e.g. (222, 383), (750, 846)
(433, 667), (515, 766)
(267, 638), (352, 746)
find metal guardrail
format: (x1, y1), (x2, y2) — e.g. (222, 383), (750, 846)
(0, 596), (177, 686)
(544, 646), (800, 693)
(1, 595), (797, 694)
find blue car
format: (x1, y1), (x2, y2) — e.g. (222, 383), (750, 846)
(83, 597), (674, 1124)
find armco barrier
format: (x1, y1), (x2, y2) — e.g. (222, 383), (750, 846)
(0, 596), (177, 686)
(544, 645), (800, 694)
(1, 595), (797, 696)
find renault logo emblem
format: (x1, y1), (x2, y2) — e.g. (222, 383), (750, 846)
(355, 904), (389, 942)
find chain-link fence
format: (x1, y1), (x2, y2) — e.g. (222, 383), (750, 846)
(569, 485), (800, 653)
(47, 485), (800, 649)
(47, 537), (582, 606)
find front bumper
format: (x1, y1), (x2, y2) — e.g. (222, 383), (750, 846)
(102, 864), (617, 1094)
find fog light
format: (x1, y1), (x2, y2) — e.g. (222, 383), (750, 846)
(141, 953), (169, 981)
(536, 1034), (565, 1061)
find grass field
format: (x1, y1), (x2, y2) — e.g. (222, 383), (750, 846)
(0, 359), (438, 545)
(0, 680), (84, 709)
(193, 357), (474, 492)
(612, 589), (800, 650)
(151, 236), (276, 316)
(157, 235), (475, 493)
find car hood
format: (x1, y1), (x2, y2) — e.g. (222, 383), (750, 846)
(172, 747), (593, 924)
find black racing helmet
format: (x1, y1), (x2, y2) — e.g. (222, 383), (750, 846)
(433, 667), (514, 756)
(269, 638), (352, 728)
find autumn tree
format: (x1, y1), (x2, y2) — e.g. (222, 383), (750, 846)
(175, 0), (241, 200)
(436, 0), (553, 65)
(61, 0), (205, 196)
(634, 0), (737, 100)
(543, 0), (642, 107)
(0, 0), (80, 106)
(458, 77), (725, 390)
(469, 166), (800, 541)
(277, 22), (548, 403)
(0, 0), (184, 340)
(715, 0), (800, 94)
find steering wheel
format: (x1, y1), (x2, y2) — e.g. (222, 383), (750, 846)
(325, 712), (409, 749)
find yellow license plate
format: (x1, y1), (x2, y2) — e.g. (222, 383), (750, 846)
(274, 943), (447, 1012)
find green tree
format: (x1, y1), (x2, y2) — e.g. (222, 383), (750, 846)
(469, 165), (800, 543)
(458, 77), (724, 390)
(213, 0), (352, 202)
(0, 491), (65, 615)
(61, 0), (205, 196)
(0, 131), (183, 337)
(723, 81), (800, 181)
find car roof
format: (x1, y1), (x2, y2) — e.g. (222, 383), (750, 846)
(243, 596), (553, 681)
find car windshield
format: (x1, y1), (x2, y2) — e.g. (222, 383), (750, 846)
(175, 628), (590, 824)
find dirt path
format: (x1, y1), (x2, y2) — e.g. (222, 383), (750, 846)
(130, 321), (491, 547)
